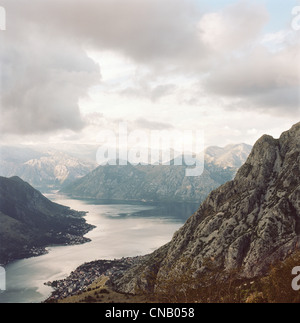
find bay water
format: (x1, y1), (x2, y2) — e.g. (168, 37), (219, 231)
(0, 194), (198, 303)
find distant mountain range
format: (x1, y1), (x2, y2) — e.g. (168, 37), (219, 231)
(205, 143), (253, 168)
(113, 123), (300, 295)
(61, 144), (252, 203)
(0, 146), (96, 192)
(0, 176), (94, 265)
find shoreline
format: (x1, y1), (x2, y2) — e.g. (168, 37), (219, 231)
(1, 198), (188, 303)
(59, 194), (201, 206)
(1, 220), (95, 267)
(44, 256), (143, 302)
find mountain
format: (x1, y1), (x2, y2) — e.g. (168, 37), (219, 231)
(44, 143), (100, 163)
(0, 146), (96, 191)
(205, 143), (252, 168)
(61, 144), (252, 203)
(113, 122), (300, 294)
(0, 176), (94, 265)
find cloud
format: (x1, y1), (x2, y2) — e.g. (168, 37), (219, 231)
(0, 3), (101, 134)
(0, 0), (298, 138)
(0, 0), (204, 135)
(198, 1), (269, 52)
(121, 84), (177, 102)
(6, 0), (205, 66)
(83, 112), (105, 126)
(133, 118), (174, 131)
(204, 45), (300, 115)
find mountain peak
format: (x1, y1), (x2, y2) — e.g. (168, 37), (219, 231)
(8, 176), (24, 182)
(205, 143), (252, 168)
(236, 123), (300, 182)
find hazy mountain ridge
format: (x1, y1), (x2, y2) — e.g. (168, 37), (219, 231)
(0, 176), (94, 265)
(61, 144), (252, 203)
(205, 143), (253, 168)
(0, 146), (96, 192)
(113, 123), (300, 294)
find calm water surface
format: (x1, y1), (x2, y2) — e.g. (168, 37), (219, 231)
(0, 194), (198, 303)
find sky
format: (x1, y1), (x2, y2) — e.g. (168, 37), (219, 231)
(0, 0), (299, 149)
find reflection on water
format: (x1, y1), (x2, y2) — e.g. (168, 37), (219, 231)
(0, 195), (198, 303)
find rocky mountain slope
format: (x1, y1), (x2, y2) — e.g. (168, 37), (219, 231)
(61, 144), (252, 203)
(0, 146), (96, 192)
(205, 143), (252, 168)
(0, 176), (94, 265)
(113, 123), (300, 294)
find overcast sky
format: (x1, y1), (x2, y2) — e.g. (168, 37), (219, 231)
(0, 0), (299, 148)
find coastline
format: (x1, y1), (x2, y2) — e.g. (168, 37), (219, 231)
(1, 198), (187, 303)
(1, 216), (95, 267)
(44, 256), (143, 302)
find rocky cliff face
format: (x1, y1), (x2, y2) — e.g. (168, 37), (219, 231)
(114, 123), (300, 293)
